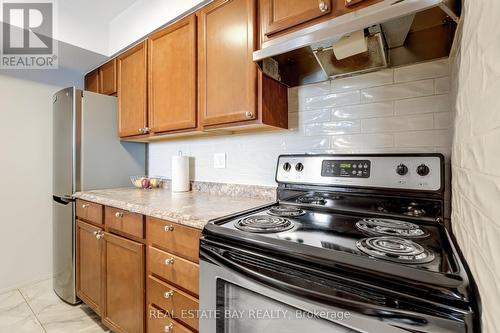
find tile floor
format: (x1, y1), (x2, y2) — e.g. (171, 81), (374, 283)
(0, 278), (109, 333)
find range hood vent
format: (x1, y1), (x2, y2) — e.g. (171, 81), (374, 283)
(254, 0), (460, 87)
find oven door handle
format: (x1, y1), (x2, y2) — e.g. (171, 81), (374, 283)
(200, 246), (439, 331)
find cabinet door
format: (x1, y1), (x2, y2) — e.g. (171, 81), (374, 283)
(76, 220), (103, 315)
(117, 41), (148, 137)
(148, 15), (197, 133)
(103, 232), (145, 333)
(262, 0), (332, 37)
(198, 0), (258, 126)
(85, 69), (100, 93)
(99, 59), (117, 95)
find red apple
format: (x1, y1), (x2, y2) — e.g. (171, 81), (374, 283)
(141, 178), (150, 189)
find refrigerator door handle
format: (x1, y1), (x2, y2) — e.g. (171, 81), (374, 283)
(53, 195), (75, 205)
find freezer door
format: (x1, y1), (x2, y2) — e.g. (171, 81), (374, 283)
(52, 196), (78, 304)
(53, 87), (79, 196)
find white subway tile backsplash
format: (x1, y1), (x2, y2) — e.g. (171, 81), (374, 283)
(330, 69), (393, 92)
(332, 133), (393, 148)
(394, 59), (449, 82)
(149, 59), (452, 186)
(434, 112), (452, 129)
(332, 102), (393, 120)
(305, 121), (360, 136)
(302, 90), (360, 110)
(435, 77), (451, 94)
(360, 79), (434, 103)
(394, 94), (450, 115)
(297, 81), (330, 99)
(395, 129), (451, 147)
(361, 114), (434, 133)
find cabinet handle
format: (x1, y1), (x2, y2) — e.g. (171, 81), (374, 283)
(164, 324), (174, 332)
(245, 111), (254, 119)
(164, 225), (174, 232)
(163, 290), (174, 299)
(82, 204), (89, 208)
(143, 127), (151, 133)
(319, 0), (328, 12)
(94, 231), (104, 240)
(138, 128), (144, 134)
(164, 257), (175, 265)
(114, 211), (123, 218)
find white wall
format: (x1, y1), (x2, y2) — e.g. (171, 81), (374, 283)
(450, 1), (500, 331)
(150, 59), (452, 187)
(108, 0), (206, 55)
(0, 69), (83, 292)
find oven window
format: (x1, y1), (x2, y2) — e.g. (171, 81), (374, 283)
(216, 280), (360, 333)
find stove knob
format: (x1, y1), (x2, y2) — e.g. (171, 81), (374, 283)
(396, 164), (408, 176)
(283, 162), (291, 172)
(295, 163), (304, 172)
(417, 164), (430, 176)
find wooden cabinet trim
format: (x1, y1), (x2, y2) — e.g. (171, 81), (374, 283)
(148, 14), (198, 134)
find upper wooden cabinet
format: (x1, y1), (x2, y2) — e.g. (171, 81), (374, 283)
(117, 41), (148, 138)
(148, 15), (197, 133)
(99, 59), (117, 95)
(260, 0), (382, 41)
(198, 0), (287, 130)
(198, 0), (258, 127)
(85, 69), (99, 93)
(262, 0), (332, 37)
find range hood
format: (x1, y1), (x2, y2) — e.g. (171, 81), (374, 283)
(254, 0), (460, 87)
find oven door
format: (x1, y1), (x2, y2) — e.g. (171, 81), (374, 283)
(199, 242), (466, 333)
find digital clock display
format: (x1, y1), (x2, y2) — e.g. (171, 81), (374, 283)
(321, 160), (371, 178)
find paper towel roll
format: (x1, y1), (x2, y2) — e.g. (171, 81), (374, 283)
(171, 155), (190, 192)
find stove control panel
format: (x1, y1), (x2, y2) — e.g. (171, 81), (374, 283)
(321, 160), (371, 178)
(276, 154), (443, 192)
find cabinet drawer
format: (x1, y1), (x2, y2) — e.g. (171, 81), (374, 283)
(147, 217), (201, 263)
(148, 276), (199, 331)
(105, 206), (145, 239)
(148, 305), (194, 333)
(148, 246), (199, 296)
(76, 199), (103, 225)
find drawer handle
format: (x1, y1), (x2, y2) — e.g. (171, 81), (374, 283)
(164, 225), (174, 232)
(82, 204), (89, 208)
(163, 290), (174, 299)
(115, 211), (123, 218)
(319, 0), (328, 12)
(164, 257), (175, 265)
(164, 323), (173, 332)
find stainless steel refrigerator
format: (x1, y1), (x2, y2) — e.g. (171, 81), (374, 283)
(52, 87), (145, 304)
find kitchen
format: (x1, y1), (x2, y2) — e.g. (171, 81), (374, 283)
(0, 0), (496, 332)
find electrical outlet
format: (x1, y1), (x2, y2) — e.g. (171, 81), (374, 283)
(214, 153), (226, 169)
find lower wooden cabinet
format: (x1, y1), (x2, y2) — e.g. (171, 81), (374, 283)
(76, 220), (103, 315)
(76, 205), (200, 333)
(102, 232), (145, 333)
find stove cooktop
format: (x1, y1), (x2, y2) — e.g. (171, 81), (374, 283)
(218, 204), (454, 274)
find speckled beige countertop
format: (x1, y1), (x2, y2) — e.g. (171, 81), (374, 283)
(73, 187), (275, 229)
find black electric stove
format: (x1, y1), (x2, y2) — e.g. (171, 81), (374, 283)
(200, 154), (480, 333)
